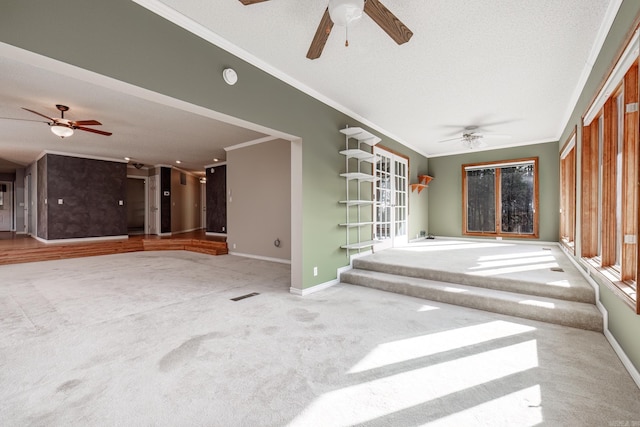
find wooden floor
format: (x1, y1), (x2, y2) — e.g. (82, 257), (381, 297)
(0, 230), (227, 266)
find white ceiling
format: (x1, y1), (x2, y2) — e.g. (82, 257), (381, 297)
(150, 0), (616, 155)
(0, 0), (619, 174)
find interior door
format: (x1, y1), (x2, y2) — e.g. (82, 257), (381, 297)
(374, 148), (409, 251)
(0, 182), (13, 231)
(148, 175), (158, 235)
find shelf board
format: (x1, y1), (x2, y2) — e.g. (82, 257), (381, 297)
(410, 183), (428, 194)
(418, 175), (434, 185)
(340, 172), (378, 182)
(338, 221), (375, 227)
(339, 149), (376, 163)
(339, 200), (376, 206)
(339, 127), (381, 146)
(410, 175), (434, 193)
(341, 240), (379, 250)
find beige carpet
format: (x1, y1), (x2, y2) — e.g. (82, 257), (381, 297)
(0, 250), (638, 426)
(342, 240), (603, 331)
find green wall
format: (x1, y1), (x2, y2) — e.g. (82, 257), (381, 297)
(0, 0), (429, 289)
(555, 0), (640, 373)
(428, 141), (559, 241)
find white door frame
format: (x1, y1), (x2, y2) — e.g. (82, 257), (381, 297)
(373, 147), (409, 251)
(24, 174), (31, 235)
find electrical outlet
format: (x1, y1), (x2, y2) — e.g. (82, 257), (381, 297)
(58, 199), (63, 205)
(313, 266), (318, 277)
(233, 243), (236, 249)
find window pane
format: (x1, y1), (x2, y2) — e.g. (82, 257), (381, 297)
(466, 168), (495, 232)
(500, 165), (534, 234)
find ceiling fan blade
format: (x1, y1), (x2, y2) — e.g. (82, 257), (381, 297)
(238, 0), (269, 4)
(479, 133), (511, 139)
(73, 120), (102, 126)
(306, 8), (334, 60)
(437, 137), (463, 143)
(21, 107), (54, 122)
(0, 117), (48, 123)
(364, 0), (413, 45)
(75, 126), (112, 136)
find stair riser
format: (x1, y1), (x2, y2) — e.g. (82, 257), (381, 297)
(353, 259), (595, 304)
(344, 273), (602, 332)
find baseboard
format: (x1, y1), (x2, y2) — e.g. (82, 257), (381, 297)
(430, 235), (559, 246)
(290, 278), (340, 296)
(559, 242), (640, 389)
(291, 250), (372, 296)
(34, 234), (129, 244)
(229, 251), (291, 265)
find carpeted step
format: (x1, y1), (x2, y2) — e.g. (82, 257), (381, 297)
(341, 269), (603, 332)
(352, 257), (595, 304)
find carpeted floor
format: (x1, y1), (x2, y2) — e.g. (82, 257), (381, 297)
(0, 250), (639, 426)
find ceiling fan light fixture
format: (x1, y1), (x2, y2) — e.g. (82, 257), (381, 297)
(50, 124), (74, 139)
(328, 0), (364, 26)
(462, 134), (484, 149)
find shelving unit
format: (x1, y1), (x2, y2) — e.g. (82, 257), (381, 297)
(338, 126), (381, 256)
(409, 174), (434, 194)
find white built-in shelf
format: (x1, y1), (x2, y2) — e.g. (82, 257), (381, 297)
(339, 127), (381, 146)
(339, 200), (376, 206)
(339, 149), (376, 163)
(340, 172), (378, 182)
(339, 221), (375, 227)
(339, 126), (380, 256)
(340, 240), (379, 250)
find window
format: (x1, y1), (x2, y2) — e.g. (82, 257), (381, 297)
(582, 57), (638, 312)
(560, 132), (576, 252)
(462, 158), (538, 238)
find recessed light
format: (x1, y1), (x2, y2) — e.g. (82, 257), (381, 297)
(176, 160), (181, 164)
(124, 157), (130, 161)
(213, 158), (219, 162)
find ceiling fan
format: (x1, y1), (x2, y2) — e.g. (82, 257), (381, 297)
(438, 126), (511, 149)
(238, 0), (413, 59)
(20, 104), (112, 138)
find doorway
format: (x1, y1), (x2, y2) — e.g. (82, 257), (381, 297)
(373, 147), (408, 251)
(0, 182), (12, 231)
(127, 177), (147, 235)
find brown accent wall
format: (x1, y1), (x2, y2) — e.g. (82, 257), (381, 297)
(206, 165), (226, 233)
(36, 156), (47, 239)
(160, 167), (171, 233)
(38, 154), (127, 240)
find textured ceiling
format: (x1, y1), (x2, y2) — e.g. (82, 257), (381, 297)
(152, 0), (615, 156)
(0, 0), (619, 175)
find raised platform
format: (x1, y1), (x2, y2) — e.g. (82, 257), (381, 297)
(0, 231), (227, 266)
(340, 239), (603, 332)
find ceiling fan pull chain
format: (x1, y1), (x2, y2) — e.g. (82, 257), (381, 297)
(345, 23), (349, 47)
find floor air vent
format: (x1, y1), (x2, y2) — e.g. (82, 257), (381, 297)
(550, 267), (564, 272)
(231, 292), (260, 301)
